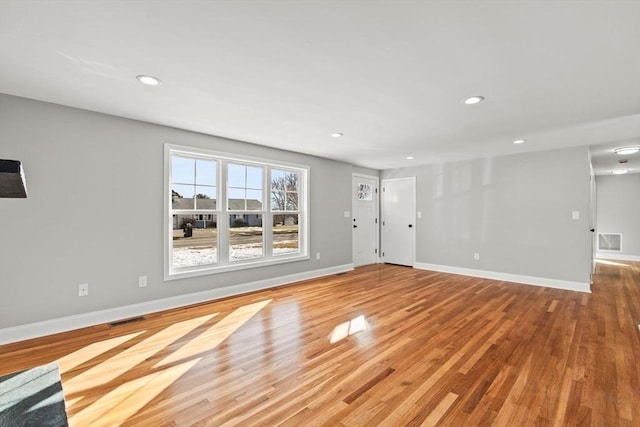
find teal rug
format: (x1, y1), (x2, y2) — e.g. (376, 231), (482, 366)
(0, 362), (68, 426)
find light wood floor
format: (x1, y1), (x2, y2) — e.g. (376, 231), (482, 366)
(1, 261), (639, 426)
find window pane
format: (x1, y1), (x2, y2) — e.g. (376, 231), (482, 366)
(272, 170), (285, 190)
(286, 191), (299, 211)
(246, 189), (263, 210)
(172, 156), (194, 184)
(273, 214), (299, 255)
(172, 184), (194, 209)
(271, 170), (300, 211)
(228, 163), (246, 187)
(357, 183), (372, 201)
(228, 163), (263, 211)
(246, 166), (263, 189)
(195, 186), (216, 210)
(285, 171), (299, 191)
(172, 214), (217, 268)
(229, 214), (263, 261)
(195, 159), (216, 186)
(228, 188), (245, 210)
(271, 170), (284, 210)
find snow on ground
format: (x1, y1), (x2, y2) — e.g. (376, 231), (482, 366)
(172, 243), (299, 268)
(172, 247), (217, 267)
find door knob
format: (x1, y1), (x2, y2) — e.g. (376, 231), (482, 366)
(408, 224), (413, 228)
(353, 225), (358, 228)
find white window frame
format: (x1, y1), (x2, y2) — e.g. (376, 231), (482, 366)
(164, 143), (310, 280)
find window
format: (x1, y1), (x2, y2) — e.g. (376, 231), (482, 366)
(271, 169), (301, 256)
(227, 163), (264, 262)
(165, 144), (309, 279)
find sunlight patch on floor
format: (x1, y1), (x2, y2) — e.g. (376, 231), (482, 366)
(330, 315), (369, 344)
(70, 358), (200, 426)
(58, 332), (144, 374)
(63, 313), (216, 392)
(155, 299), (272, 367)
(595, 259), (629, 267)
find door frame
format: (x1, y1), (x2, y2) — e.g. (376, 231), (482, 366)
(589, 169), (596, 286)
(352, 173), (380, 265)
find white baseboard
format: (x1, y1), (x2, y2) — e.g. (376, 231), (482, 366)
(414, 262), (591, 293)
(596, 253), (640, 262)
(0, 264), (354, 345)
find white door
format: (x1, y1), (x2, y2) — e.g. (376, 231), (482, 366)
(352, 174), (379, 267)
(589, 172), (597, 282)
(382, 177), (415, 266)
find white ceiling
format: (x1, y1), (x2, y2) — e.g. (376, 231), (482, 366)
(1, 1), (639, 173)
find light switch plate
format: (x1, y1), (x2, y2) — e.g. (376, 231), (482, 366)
(572, 211), (580, 220)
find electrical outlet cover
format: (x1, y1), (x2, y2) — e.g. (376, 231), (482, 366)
(78, 283), (89, 296)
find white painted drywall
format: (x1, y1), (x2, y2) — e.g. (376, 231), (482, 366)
(0, 94), (353, 329)
(381, 146), (592, 284)
(352, 165), (379, 177)
(595, 173), (640, 259)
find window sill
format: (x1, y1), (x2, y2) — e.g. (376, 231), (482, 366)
(165, 253), (310, 281)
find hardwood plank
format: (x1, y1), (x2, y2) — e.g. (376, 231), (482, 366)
(342, 367), (396, 405)
(1, 261), (638, 426)
(419, 392), (459, 427)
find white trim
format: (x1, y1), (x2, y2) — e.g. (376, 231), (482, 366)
(167, 253), (311, 281)
(596, 253), (640, 262)
(0, 264), (354, 345)
(414, 262), (591, 293)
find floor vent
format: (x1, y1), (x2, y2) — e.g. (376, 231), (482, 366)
(109, 316), (145, 327)
(598, 233), (622, 251)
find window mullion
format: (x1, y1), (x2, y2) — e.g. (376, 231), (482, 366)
(261, 210), (269, 257)
(219, 160), (229, 263)
(263, 166), (270, 258)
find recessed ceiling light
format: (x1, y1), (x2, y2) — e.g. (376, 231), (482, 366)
(463, 96), (485, 105)
(136, 75), (161, 86)
(406, 156), (415, 160)
(614, 146), (640, 155)
(331, 132), (343, 138)
(612, 169), (628, 175)
(513, 139), (526, 144)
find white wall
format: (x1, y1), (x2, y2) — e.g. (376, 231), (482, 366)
(381, 146), (593, 289)
(352, 165), (379, 177)
(595, 173), (640, 260)
(0, 94), (353, 336)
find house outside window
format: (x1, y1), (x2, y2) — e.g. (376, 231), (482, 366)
(165, 144), (309, 279)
